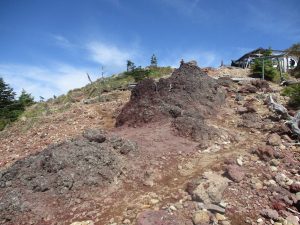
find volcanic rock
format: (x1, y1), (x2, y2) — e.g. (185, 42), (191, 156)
(225, 164), (245, 183)
(116, 62), (226, 142)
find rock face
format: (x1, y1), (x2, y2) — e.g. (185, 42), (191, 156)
(191, 171), (229, 204)
(82, 129), (106, 143)
(0, 129), (136, 222)
(136, 210), (192, 225)
(116, 62), (226, 142)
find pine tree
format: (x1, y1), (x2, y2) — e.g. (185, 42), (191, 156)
(19, 89), (35, 107)
(251, 48), (279, 81)
(0, 77), (16, 109)
(0, 78), (24, 130)
(126, 60), (135, 72)
(150, 54), (158, 67)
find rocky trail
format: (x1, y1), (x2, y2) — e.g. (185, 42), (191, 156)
(0, 63), (300, 225)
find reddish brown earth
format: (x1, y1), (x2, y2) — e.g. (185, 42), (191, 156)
(0, 63), (300, 225)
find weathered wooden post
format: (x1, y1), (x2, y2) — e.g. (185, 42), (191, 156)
(262, 58), (265, 80)
(277, 58), (283, 81)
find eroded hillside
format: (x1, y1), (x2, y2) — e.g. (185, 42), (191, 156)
(0, 63), (300, 225)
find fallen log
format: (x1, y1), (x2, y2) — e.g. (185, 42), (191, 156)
(281, 80), (300, 86)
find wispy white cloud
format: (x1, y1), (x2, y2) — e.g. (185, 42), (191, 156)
(0, 63), (98, 99)
(0, 37), (142, 100)
(52, 34), (73, 48)
(86, 41), (138, 72)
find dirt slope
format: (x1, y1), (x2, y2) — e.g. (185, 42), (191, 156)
(0, 64), (300, 225)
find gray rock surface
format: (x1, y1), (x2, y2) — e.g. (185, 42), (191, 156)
(192, 171), (229, 204)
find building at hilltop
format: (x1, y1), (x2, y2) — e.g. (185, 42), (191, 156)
(231, 48), (298, 73)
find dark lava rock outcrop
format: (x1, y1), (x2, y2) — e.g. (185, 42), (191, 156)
(0, 130), (137, 223)
(116, 62), (226, 141)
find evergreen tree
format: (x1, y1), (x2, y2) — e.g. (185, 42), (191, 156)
(150, 54), (158, 67)
(251, 48), (279, 81)
(0, 78), (24, 130)
(130, 68), (150, 82)
(0, 77), (16, 109)
(19, 89), (35, 107)
(126, 60), (135, 72)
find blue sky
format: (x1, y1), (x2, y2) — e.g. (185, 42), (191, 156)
(0, 0), (299, 99)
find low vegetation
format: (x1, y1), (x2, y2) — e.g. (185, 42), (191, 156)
(0, 63), (173, 131)
(0, 78), (35, 130)
(81, 66), (173, 98)
(282, 84), (300, 107)
(251, 48), (280, 82)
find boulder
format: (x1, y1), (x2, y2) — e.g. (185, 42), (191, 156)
(267, 133), (282, 146)
(83, 129), (106, 143)
(253, 146), (276, 161)
(192, 171), (229, 204)
(192, 210), (210, 225)
(225, 165), (245, 183)
(290, 182), (300, 193)
(260, 209), (279, 221)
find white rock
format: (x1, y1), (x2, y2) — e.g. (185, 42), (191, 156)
(169, 205), (177, 211)
(123, 219), (131, 224)
(257, 218), (263, 223)
(150, 199), (159, 205)
(70, 221), (94, 225)
(270, 166), (278, 172)
(286, 179), (294, 186)
(237, 156), (243, 166)
(269, 180), (277, 186)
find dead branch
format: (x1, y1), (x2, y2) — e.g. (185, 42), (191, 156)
(286, 207), (300, 216)
(286, 111), (300, 137)
(281, 80), (300, 86)
(86, 73), (101, 101)
(267, 95), (300, 138)
(267, 95), (291, 120)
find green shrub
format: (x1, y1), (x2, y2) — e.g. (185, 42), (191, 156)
(0, 78), (28, 130)
(19, 89), (35, 107)
(251, 48), (280, 81)
(0, 119), (8, 131)
(125, 68), (150, 82)
(251, 59), (280, 81)
(282, 84), (300, 107)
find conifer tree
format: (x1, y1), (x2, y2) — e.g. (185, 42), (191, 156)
(126, 60), (135, 72)
(150, 54), (158, 67)
(19, 89), (35, 107)
(0, 77), (16, 109)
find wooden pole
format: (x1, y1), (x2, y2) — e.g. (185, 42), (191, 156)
(277, 58), (283, 81)
(262, 59), (265, 80)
